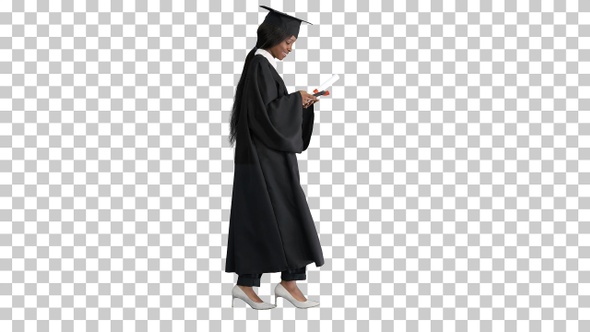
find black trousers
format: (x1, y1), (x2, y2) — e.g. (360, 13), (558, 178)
(237, 266), (306, 287)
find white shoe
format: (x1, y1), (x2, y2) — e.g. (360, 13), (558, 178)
(274, 283), (319, 308)
(231, 285), (276, 309)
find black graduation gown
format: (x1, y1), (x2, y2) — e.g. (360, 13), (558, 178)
(224, 54), (325, 275)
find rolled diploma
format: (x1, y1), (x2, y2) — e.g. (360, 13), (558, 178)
(317, 74), (340, 92)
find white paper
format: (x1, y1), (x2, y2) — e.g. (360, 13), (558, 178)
(317, 74), (340, 92)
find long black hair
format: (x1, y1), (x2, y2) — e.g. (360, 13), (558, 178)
(228, 21), (292, 148)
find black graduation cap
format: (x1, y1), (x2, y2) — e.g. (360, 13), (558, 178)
(260, 5), (313, 39)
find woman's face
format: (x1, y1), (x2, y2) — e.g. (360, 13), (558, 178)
(266, 36), (297, 60)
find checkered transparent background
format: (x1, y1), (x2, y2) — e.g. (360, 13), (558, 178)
(1, 0), (589, 331)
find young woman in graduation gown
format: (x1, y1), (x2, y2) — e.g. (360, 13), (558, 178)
(225, 6), (324, 309)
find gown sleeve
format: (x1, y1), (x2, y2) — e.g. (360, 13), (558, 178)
(301, 103), (314, 151)
(246, 57), (315, 153)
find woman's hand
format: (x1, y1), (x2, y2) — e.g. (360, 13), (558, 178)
(299, 90), (319, 108)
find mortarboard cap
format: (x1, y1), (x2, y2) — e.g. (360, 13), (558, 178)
(260, 5), (312, 39)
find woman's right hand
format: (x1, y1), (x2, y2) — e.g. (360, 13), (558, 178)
(299, 90), (319, 108)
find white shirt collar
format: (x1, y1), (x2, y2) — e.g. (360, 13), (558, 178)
(255, 48), (278, 70)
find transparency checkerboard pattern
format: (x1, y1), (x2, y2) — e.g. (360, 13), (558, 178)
(1, 0), (589, 331)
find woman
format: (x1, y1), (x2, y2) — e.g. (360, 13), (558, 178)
(225, 6), (324, 309)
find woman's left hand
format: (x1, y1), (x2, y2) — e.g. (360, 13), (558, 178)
(303, 99), (318, 108)
(300, 90), (319, 109)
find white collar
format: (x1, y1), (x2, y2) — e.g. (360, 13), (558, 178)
(255, 48), (278, 70)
